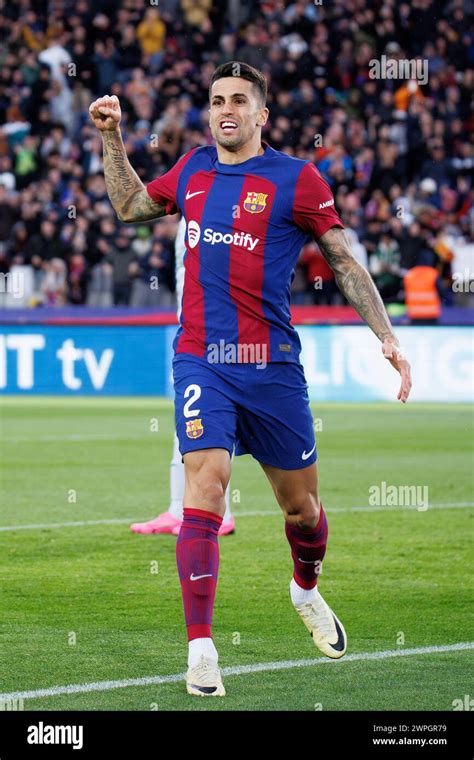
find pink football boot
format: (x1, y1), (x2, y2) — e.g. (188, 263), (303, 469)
(130, 511), (182, 535)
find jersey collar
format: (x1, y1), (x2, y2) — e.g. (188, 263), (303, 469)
(213, 140), (275, 173)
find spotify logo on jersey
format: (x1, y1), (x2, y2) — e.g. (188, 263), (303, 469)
(186, 221), (259, 252)
(187, 220), (201, 248)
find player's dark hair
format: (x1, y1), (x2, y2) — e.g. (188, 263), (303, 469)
(209, 61), (268, 106)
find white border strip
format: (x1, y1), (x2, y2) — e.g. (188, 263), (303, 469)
(1, 642), (472, 702)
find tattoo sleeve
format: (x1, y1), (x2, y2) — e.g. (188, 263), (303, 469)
(317, 226), (396, 342)
(102, 130), (165, 222)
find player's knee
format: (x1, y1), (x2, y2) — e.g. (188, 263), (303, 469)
(282, 490), (320, 531)
(294, 508), (319, 531)
(195, 476), (226, 510)
(186, 465), (227, 514)
(184, 451), (230, 512)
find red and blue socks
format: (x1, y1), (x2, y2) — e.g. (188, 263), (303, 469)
(177, 505), (328, 662)
(176, 508), (222, 666)
(285, 504), (328, 604)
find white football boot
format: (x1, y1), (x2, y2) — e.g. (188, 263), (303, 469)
(186, 655), (226, 697)
(293, 586), (347, 658)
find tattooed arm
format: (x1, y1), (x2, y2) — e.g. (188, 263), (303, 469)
(101, 130), (165, 222)
(317, 225), (412, 402)
(318, 226), (394, 341)
(89, 95), (165, 223)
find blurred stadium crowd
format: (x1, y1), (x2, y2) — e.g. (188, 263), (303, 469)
(0, 0), (472, 309)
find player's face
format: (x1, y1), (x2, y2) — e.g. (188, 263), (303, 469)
(209, 77), (268, 150)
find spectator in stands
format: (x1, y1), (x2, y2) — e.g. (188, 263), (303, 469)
(430, 230), (455, 306)
(6, 222), (29, 265)
(399, 222), (427, 272)
(181, 0), (212, 28)
(68, 252), (88, 305)
(369, 232), (402, 302)
(136, 8), (166, 72)
(130, 238), (174, 307)
(404, 251), (442, 325)
(28, 219), (68, 267)
(299, 242), (337, 305)
(41, 257), (68, 306)
(112, 232), (138, 306)
(0, 184), (18, 241)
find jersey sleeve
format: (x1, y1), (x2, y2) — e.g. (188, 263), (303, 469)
(293, 162), (344, 240)
(146, 149), (196, 216)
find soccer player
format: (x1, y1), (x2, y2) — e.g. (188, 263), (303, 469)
(89, 61), (412, 698)
(130, 216), (235, 537)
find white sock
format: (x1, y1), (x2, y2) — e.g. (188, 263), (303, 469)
(168, 432), (184, 518)
(168, 432), (234, 524)
(223, 480), (232, 524)
(188, 637), (218, 668)
(290, 577), (318, 606)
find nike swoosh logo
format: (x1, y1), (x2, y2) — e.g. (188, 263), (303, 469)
(190, 573), (212, 581)
(301, 443), (316, 460)
(329, 614), (346, 652)
(310, 613), (346, 652)
(185, 190), (205, 200)
(298, 558), (319, 564)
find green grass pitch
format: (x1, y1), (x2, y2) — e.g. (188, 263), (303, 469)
(0, 397), (472, 711)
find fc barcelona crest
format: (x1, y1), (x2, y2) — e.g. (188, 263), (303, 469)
(186, 418), (204, 439)
(243, 191), (268, 214)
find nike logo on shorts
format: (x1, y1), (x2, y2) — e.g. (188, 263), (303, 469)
(190, 573), (212, 581)
(301, 443), (316, 460)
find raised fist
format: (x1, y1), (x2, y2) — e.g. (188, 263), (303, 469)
(89, 95), (121, 131)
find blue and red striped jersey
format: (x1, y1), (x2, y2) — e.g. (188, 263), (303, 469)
(147, 141), (343, 363)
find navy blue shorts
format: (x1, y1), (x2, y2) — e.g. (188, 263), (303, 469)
(173, 354), (317, 470)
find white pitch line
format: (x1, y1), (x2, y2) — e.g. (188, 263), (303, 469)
(323, 502), (474, 513)
(0, 502), (473, 533)
(6, 434), (149, 442)
(0, 642), (472, 702)
(0, 519), (137, 532)
(233, 503), (474, 516)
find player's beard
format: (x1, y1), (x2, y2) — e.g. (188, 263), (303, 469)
(216, 134), (241, 150)
(214, 124), (251, 152)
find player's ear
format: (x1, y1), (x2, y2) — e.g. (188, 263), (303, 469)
(257, 107), (269, 127)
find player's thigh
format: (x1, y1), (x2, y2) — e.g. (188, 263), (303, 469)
(261, 460), (320, 522)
